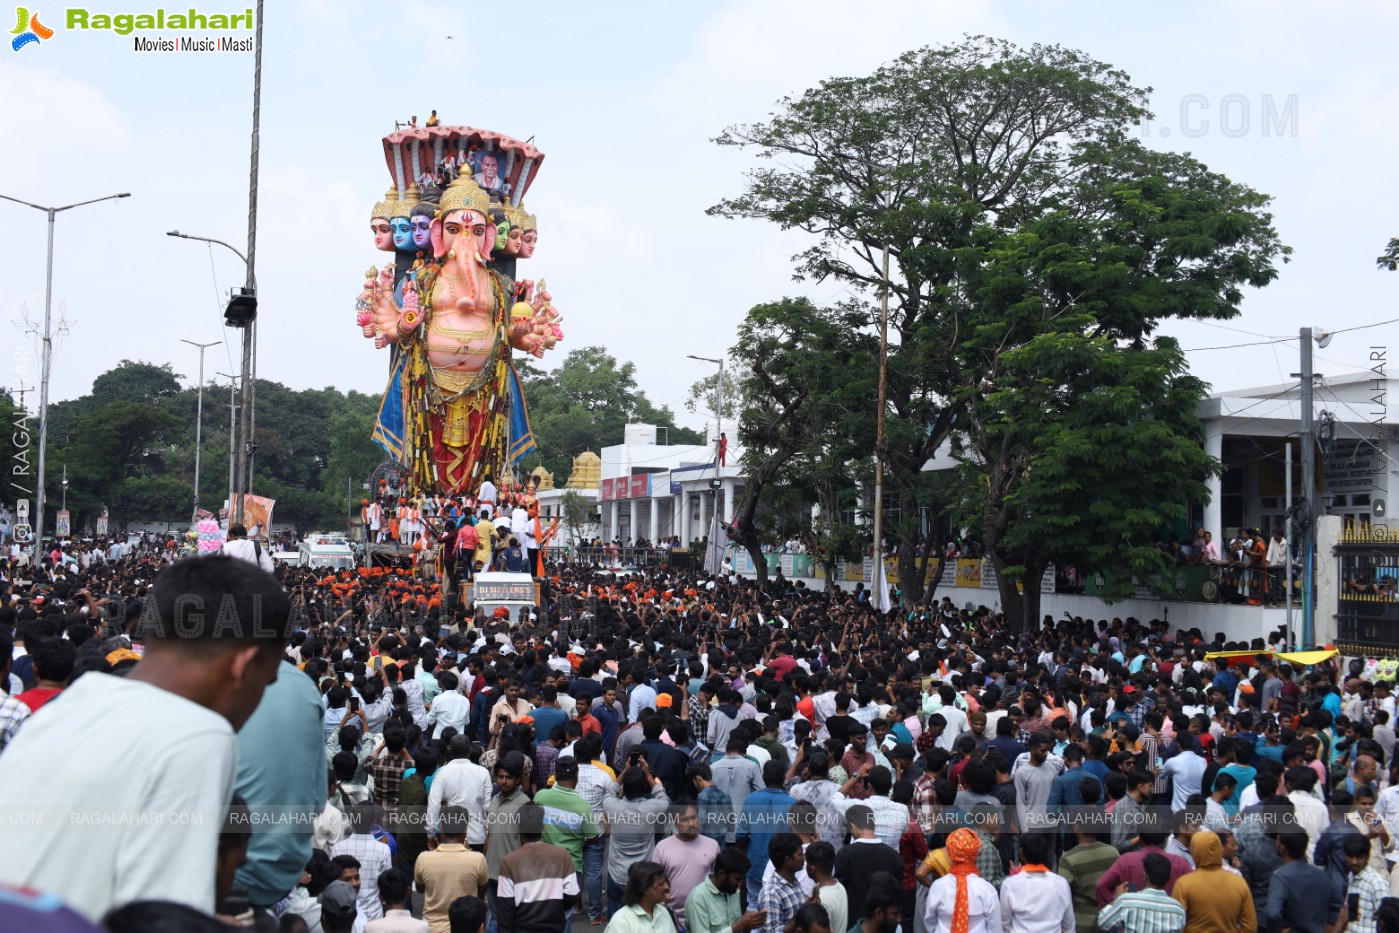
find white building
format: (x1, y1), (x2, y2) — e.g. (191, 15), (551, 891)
(597, 423), (745, 545)
(1199, 369), (1395, 539)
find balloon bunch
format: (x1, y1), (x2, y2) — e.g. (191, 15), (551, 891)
(196, 518), (224, 555)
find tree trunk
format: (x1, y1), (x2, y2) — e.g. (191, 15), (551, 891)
(991, 552), (1026, 631)
(921, 556), (947, 612)
(992, 553), (1049, 633)
(732, 481), (771, 585)
(897, 525), (925, 609)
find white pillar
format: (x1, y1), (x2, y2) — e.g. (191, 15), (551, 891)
(680, 493), (690, 544)
(698, 490), (708, 534)
(722, 479), (736, 524)
(609, 500), (619, 542)
(1315, 514), (1342, 646)
(649, 496), (660, 544)
(1204, 424), (1224, 542)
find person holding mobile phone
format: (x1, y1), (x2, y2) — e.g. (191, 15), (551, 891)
(1340, 832), (1387, 933)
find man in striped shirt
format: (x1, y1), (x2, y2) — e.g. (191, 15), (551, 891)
(1096, 853), (1186, 933)
(497, 802), (579, 933)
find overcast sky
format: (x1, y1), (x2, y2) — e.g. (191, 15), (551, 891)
(3, 0), (1396, 437)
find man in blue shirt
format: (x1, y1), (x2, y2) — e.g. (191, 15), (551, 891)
(627, 663), (658, 722)
(236, 661), (327, 912)
(736, 761), (796, 906)
(529, 684), (567, 748)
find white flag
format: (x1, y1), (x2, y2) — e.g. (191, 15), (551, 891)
(873, 554), (893, 613)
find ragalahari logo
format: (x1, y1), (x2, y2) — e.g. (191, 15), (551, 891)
(11, 7), (53, 50)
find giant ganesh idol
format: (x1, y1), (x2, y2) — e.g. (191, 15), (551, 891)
(357, 125), (562, 497)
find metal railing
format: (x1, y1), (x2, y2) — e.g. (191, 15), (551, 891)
(1336, 524), (1399, 649)
(553, 546), (679, 568)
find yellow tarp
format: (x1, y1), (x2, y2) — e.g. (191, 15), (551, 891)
(1275, 648), (1339, 666)
(1203, 648), (1338, 666)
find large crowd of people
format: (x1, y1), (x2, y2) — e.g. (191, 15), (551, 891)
(3, 518), (1399, 933)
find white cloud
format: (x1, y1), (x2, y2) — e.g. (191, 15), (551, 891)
(648, 0), (1004, 126)
(0, 61), (132, 185)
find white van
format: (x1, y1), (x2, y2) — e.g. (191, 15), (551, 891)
(298, 533), (355, 570)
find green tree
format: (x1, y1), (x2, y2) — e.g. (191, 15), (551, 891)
(1379, 237), (1399, 271)
(729, 297), (876, 584)
(319, 390), (387, 527)
(558, 489), (599, 548)
(684, 363), (744, 429)
(711, 37), (1289, 607)
(518, 348), (702, 482)
(952, 332), (1217, 627)
(54, 400), (184, 530)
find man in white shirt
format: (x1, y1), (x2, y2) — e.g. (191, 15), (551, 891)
(330, 802), (393, 921)
(222, 523), (274, 573)
(927, 685), (968, 752)
(426, 735), (491, 848)
(425, 671), (471, 736)
(997, 832), (1073, 933)
(477, 479), (497, 517)
(0, 555), (290, 921)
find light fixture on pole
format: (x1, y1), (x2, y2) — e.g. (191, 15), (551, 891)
(61, 464), (67, 512)
(688, 354), (725, 574)
(182, 339), (221, 522)
(1, 191), (130, 557)
(169, 230), (255, 525)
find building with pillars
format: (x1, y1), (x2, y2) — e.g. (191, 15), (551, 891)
(596, 424), (744, 545)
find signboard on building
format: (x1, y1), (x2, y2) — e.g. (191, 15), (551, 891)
(955, 559), (982, 587)
(599, 475), (654, 501)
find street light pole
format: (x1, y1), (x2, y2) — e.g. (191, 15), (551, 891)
(1293, 326), (1331, 646)
(216, 372), (239, 523)
(240, 0), (266, 529)
(873, 245), (890, 611)
(61, 464), (67, 511)
(182, 339), (221, 522)
(688, 354), (725, 574)
(170, 230), (252, 524)
(0, 191), (130, 557)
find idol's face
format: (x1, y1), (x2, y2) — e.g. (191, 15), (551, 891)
(390, 217), (413, 251)
(411, 215), (433, 250)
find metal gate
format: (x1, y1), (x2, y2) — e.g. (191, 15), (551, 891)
(1336, 525), (1399, 650)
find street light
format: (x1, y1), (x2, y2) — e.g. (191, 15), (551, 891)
(61, 464), (68, 511)
(688, 354), (725, 574)
(0, 191), (130, 556)
(169, 230), (255, 527)
(182, 339), (222, 522)
(216, 372), (239, 525)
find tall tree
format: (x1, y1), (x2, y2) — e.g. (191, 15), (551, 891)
(711, 37), (1289, 607)
(729, 297), (876, 584)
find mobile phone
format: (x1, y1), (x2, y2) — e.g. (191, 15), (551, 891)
(628, 749), (643, 767)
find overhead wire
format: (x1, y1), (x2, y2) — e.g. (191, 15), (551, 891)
(1184, 316), (1399, 352)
